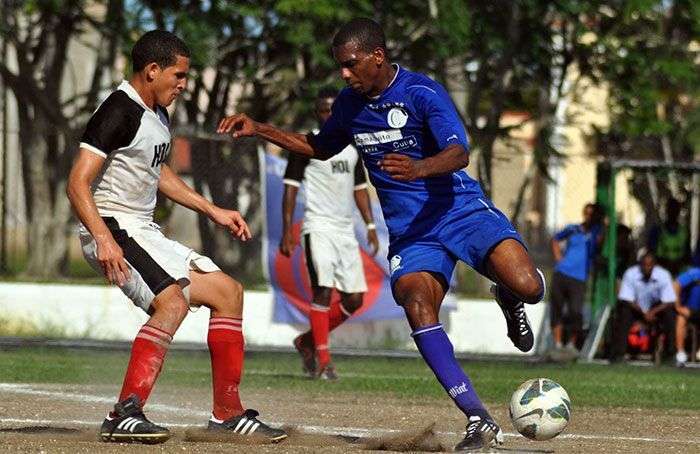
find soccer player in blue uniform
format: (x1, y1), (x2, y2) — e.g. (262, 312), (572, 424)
(218, 18), (544, 451)
(673, 266), (700, 367)
(550, 203), (604, 355)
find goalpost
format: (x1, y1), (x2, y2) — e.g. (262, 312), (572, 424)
(580, 158), (700, 362)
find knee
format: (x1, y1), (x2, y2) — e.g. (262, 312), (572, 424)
(515, 271), (544, 305)
(341, 293), (363, 313)
(153, 292), (189, 324)
(312, 287), (333, 306)
(220, 277), (244, 310)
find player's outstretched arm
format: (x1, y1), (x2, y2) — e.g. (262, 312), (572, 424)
(217, 113), (317, 158)
(158, 165), (251, 241)
(67, 149), (131, 286)
(379, 144), (469, 181)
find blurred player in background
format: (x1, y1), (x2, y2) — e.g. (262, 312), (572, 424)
(673, 265), (700, 367)
(281, 88), (379, 380)
(550, 202), (604, 358)
(218, 18), (545, 451)
(648, 197), (690, 276)
(67, 30), (285, 444)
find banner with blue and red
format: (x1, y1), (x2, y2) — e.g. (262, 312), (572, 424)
(263, 151), (404, 323)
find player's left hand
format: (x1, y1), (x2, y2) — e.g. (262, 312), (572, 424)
(209, 207), (252, 241)
(217, 113), (256, 138)
(380, 154), (425, 181)
(367, 229), (379, 256)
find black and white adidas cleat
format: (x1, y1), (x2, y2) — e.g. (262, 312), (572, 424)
(208, 409), (288, 442)
(492, 284), (534, 352)
(454, 415), (504, 451)
(100, 395), (170, 444)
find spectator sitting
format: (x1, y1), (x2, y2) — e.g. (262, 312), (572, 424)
(610, 250), (676, 362)
(673, 266), (700, 367)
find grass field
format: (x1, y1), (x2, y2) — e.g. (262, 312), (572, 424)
(1, 346), (698, 410)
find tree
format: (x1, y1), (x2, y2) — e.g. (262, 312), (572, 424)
(0, 0), (125, 277)
(589, 0), (700, 218)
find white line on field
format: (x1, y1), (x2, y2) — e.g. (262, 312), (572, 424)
(1, 383), (699, 445)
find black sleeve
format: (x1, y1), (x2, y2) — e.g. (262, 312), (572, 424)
(80, 91), (144, 156)
(282, 153), (310, 185)
(353, 155), (368, 188)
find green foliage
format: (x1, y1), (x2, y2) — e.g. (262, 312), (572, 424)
(592, 1), (700, 158)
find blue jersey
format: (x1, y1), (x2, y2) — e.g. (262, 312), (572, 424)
(677, 267), (700, 311)
(310, 65), (483, 241)
(553, 224), (601, 282)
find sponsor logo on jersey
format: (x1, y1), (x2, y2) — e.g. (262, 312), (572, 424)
(151, 142), (171, 167)
(391, 135), (417, 151)
(387, 107), (408, 128)
(359, 145), (381, 155)
(390, 255), (403, 275)
(448, 382), (469, 399)
(331, 160), (350, 174)
(354, 129), (403, 146)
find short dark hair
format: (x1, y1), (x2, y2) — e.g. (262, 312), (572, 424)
(316, 86), (339, 100)
(332, 18), (386, 53)
(585, 202), (604, 223)
(131, 30), (190, 72)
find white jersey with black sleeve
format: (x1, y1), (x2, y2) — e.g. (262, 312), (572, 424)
(283, 142), (368, 236)
(77, 81), (223, 313)
(80, 80), (172, 222)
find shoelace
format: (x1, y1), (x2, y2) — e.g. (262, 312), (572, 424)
(513, 304), (530, 335)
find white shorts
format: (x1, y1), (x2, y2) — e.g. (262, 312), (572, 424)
(301, 230), (367, 294)
(80, 216), (221, 313)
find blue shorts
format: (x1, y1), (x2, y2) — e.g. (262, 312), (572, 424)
(388, 196), (524, 288)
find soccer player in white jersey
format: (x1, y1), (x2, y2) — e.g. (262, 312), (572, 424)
(280, 88), (379, 380)
(67, 30), (286, 444)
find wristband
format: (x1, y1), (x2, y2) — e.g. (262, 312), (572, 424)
(366, 223), (376, 230)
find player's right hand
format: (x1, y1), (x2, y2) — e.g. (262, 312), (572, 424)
(95, 236), (130, 286)
(279, 230), (298, 257)
(217, 113), (256, 138)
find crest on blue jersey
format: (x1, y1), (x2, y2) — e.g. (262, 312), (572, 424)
(387, 107), (408, 128)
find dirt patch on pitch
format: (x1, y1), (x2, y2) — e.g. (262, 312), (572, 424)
(1, 382), (699, 453)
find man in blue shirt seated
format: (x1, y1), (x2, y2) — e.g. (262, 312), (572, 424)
(217, 18), (545, 451)
(611, 251), (676, 362)
(673, 266), (700, 367)
(550, 203), (604, 354)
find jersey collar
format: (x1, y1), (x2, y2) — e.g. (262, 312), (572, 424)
(368, 64), (401, 100)
(118, 80), (158, 113)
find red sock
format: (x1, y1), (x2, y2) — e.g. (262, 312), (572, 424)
(208, 317), (244, 420)
(329, 301), (354, 331)
(310, 304), (331, 366)
(118, 324), (172, 405)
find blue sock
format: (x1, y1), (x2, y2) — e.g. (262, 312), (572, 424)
(412, 324), (490, 420)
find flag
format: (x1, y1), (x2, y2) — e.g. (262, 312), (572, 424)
(262, 151), (403, 323)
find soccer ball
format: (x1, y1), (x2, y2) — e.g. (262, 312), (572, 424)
(509, 378), (571, 441)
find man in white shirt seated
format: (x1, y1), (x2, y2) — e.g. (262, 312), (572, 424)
(610, 250), (677, 362)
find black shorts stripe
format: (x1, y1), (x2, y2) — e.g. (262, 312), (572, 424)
(303, 234), (319, 288)
(103, 217), (176, 295)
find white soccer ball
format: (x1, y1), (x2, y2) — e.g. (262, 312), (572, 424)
(509, 378), (571, 441)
